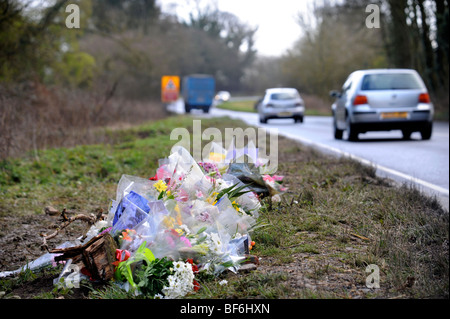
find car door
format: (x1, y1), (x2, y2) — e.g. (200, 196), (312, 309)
(335, 75), (353, 128)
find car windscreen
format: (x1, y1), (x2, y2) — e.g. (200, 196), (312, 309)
(270, 92), (299, 100)
(361, 73), (423, 90)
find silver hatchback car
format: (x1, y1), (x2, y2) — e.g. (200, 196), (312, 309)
(330, 69), (434, 141)
(258, 88), (305, 124)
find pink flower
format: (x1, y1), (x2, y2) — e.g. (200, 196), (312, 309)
(205, 176), (216, 184)
(197, 211), (211, 223)
(176, 188), (189, 202)
(166, 236), (175, 249)
(52, 255), (65, 267)
(196, 190), (204, 199)
(263, 175), (274, 183)
(156, 165), (171, 180)
(273, 175), (284, 182)
(180, 236), (192, 247)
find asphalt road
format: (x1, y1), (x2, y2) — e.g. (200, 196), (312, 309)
(167, 100), (449, 210)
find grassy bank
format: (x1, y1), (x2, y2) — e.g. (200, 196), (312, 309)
(0, 115), (448, 299)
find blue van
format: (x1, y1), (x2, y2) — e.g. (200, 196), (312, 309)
(182, 74), (216, 113)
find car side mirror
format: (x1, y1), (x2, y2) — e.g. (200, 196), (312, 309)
(330, 90), (342, 98)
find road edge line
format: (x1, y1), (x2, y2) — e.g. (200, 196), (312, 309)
(273, 129), (449, 196)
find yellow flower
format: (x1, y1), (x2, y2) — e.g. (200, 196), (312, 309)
(175, 204), (182, 225)
(163, 216), (175, 228)
(209, 152), (225, 163)
(154, 180), (168, 193)
(206, 192), (219, 205)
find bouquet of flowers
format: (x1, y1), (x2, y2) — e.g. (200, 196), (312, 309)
(82, 143), (286, 298)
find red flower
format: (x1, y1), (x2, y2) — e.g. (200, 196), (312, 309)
(193, 280), (200, 291)
(186, 258), (199, 273)
(113, 249), (130, 269)
(81, 267), (94, 281)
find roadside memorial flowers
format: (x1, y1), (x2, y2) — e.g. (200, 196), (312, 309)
(27, 143), (287, 298)
(102, 144), (288, 297)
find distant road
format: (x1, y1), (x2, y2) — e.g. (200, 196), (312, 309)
(167, 99), (449, 211)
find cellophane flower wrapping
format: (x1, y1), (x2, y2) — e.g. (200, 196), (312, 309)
(85, 144), (287, 298)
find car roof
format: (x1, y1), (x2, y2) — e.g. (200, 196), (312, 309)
(352, 68), (419, 75)
(265, 88), (298, 93)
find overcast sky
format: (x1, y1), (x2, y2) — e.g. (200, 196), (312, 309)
(157, 0), (313, 57)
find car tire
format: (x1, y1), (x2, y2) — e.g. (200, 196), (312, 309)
(420, 122), (433, 140)
(259, 117), (267, 124)
(346, 116), (358, 141)
(185, 104), (191, 113)
(294, 116), (303, 123)
(402, 129), (412, 140)
(333, 118), (343, 140)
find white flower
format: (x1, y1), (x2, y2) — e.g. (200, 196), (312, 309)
(272, 194), (281, 202)
(179, 224), (191, 235)
(162, 261), (195, 299)
(219, 280), (228, 286)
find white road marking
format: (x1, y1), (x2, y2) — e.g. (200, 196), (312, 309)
(274, 129), (449, 196)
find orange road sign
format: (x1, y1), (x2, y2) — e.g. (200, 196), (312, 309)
(161, 76), (180, 103)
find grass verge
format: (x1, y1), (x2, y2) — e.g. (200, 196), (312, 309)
(0, 115), (448, 299)
(216, 97), (331, 116)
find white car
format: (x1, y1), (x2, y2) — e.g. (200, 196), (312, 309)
(258, 88), (305, 124)
(330, 69), (434, 141)
(214, 91), (231, 102)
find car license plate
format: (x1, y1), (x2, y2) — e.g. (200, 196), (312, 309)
(278, 112), (292, 117)
(380, 112), (408, 119)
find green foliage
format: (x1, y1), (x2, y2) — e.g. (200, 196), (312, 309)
(91, 0), (159, 34)
(134, 257), (174, 297)
(1, 0), (260, 97)
(0, 0), (41, 81)
(215, 183), (251, 202)
(216, 100), (258, 113)
(0, 0), (94, 86)
(280, 3), (388, 98)
(55, 51), (96, 88)
(114, 241), (155, 289)
(87, 282), (139, 299)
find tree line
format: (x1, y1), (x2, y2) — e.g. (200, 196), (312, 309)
(0, 0), (258, 100)
(248, 0), (448, 117)
(0, 0), (448, 116)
